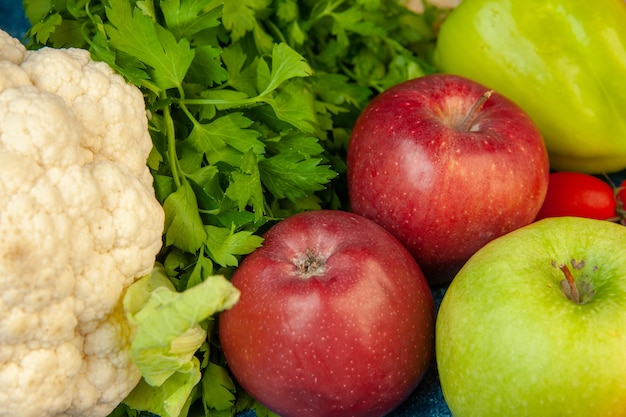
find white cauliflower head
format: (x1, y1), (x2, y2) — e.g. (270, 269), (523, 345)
(0, 29), (165, 417)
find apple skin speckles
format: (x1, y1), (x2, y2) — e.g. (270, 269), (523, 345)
(219, 210), (435, 417)
(346, 74), (549, 284)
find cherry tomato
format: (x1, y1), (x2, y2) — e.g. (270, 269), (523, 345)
(535, 171), (618, 221)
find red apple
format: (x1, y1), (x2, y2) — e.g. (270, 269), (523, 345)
(218, 210), (435, 417)
(347, 74), (549, 284)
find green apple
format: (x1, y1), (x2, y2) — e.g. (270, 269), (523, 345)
(436, 216), (626, 417)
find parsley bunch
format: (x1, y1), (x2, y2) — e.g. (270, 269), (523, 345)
(23, 0), (440, 415)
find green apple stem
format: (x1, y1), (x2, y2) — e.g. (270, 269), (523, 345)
(559, 264), (581, 304)
(459, 90), (493, 132)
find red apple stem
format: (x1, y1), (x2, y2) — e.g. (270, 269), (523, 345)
(295, 249), (327, 278)
(559, 264), (580, 303)
(459, 90), (493, 132)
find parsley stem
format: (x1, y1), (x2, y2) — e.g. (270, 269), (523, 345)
(164, 105), (182, 189)
(264, 19), (288, 45)
(177, 97), (259, 107)
(178, 102), (196, 125)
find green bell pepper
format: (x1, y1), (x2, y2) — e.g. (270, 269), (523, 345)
(434, 0), (626, 174)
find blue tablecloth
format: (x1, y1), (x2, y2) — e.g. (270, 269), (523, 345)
(0, 2), (452, 416)
(0, 0), (29, 40)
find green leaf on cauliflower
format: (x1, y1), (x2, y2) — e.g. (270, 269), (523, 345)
(122, 264), (240, 417)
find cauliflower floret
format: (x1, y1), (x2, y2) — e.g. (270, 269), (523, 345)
(19, 46), (154, 188)
(0, 29), (165, 417)
(0, 30), (25, 64)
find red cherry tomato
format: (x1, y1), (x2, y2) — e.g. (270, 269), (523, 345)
(535, 172), (618, 221)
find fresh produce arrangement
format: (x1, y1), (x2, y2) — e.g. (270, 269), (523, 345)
(1, 0), (626, 416)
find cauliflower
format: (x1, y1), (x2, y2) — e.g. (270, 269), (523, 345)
(0, 29), (165, 417)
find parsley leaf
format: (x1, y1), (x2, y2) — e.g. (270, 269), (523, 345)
(105, 0), (195, 90)
(202, 362), (237, 414)
(204, 225), (264, 267)
(260, 152), (337, 201)
(222, 0), (272, 42)
(187, 113), (264, 165)
(259, 42), (312, 95)
(163, 180), (207, 253)
(160, 0), (223, 39)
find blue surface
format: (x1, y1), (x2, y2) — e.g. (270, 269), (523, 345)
(0, 0), (29, 40)
(0, 2), (452, 416)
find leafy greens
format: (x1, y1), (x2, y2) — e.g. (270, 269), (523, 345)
(22, 0), (441, 415)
